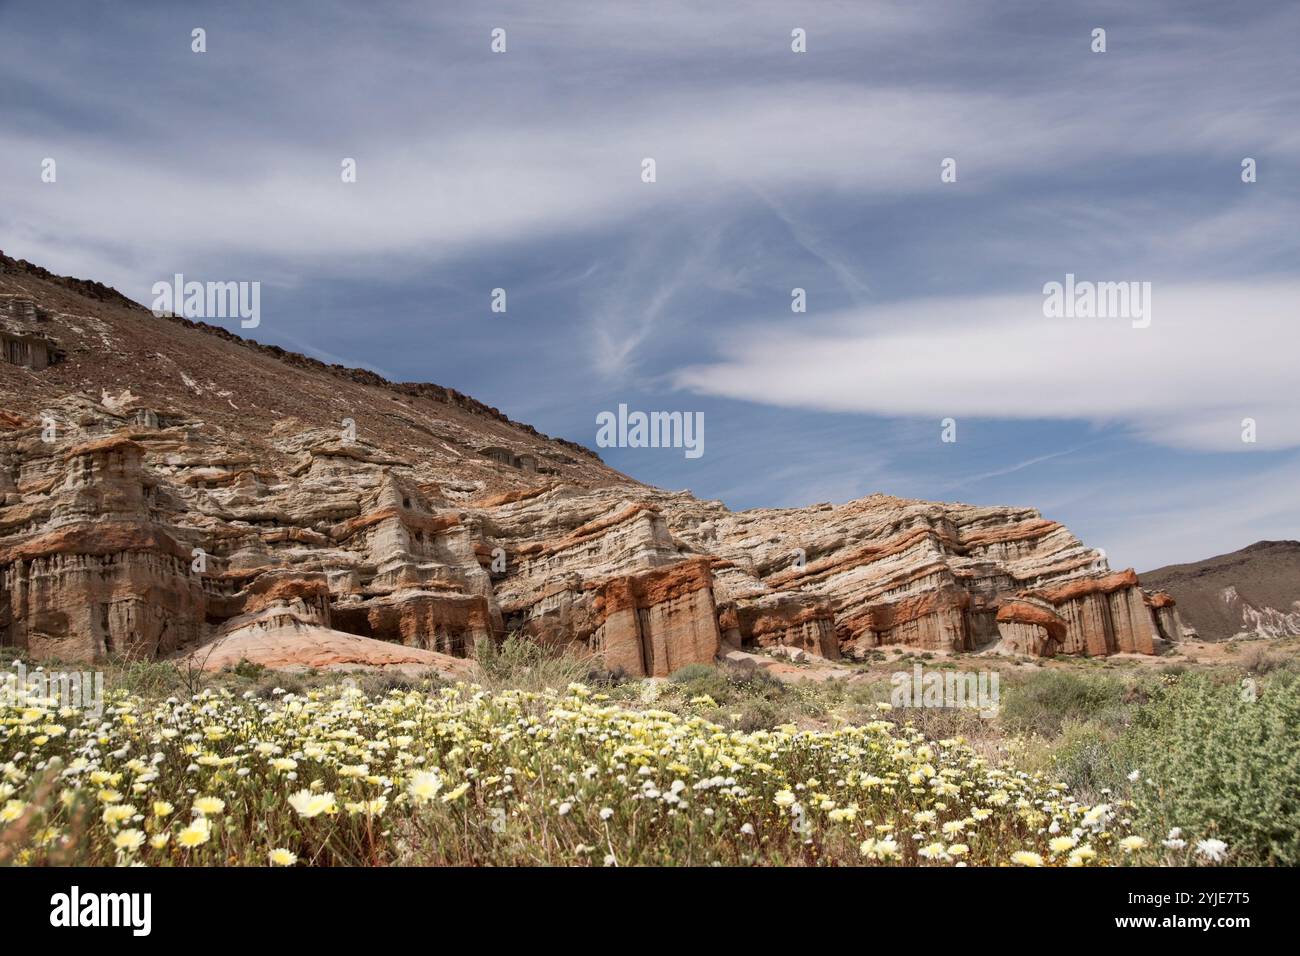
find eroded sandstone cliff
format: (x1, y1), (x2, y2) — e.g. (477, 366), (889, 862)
(0, 252), (1175, 671)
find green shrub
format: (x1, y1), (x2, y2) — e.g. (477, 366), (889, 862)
(253, 672), (307, 698)
(1125, 672), (1300, 864)
(668, 663), (718, 685)
(474, 634), (589, 693)
(1040, 718), (1135, 800)
(893, 705), (995, 743)
(1238, 644), (1285, 675)
(668, 662), (787, 705)
(226, 658), (267, 681)
(349, 669), (443, 698)
(733, 699), (781, 732)
(1000, 670), (1129, 737)
(112, 659), (186, 698)
(664, 662), (838, 730)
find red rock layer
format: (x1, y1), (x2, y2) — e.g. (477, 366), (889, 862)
(589, 558), (720, 677)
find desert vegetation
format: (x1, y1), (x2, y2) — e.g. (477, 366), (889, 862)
(2, 640), (1295, 867)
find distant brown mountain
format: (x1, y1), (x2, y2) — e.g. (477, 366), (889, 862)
(1142, 541), (1300, 641)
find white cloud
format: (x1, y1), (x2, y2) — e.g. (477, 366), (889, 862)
(3, 0), (1297, 307)
(6, 63), (1298, 302)
(674, 280), (1300, 452)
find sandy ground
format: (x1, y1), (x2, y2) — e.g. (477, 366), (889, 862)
(738, 634), (1300, 685)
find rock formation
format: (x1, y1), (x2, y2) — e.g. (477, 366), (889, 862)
(0, 252), (1174, 670)
(1, 294), (63, 370)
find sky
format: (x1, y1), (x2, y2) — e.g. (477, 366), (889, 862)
(2, 0), (1298, 571)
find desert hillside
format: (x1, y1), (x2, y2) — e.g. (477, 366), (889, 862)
(1142, 540), (1300, 640)
(2, 252), (1179, 672)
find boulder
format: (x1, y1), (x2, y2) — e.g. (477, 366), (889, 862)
(994, 598), (1066, 656)
(181, 625), (473, 678)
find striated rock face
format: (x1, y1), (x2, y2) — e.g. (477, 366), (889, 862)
(591, 558), (720, 677)
(1021, 570), (1157, 656)
(1145, 591), (1185, 645)
(1, 294), (63, 370)
(0, 252), (1173, 668)
(720, 592), (840, 660)
(995, 598), (1066, 657)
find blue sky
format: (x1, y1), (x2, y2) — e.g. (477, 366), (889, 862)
(3, 0), (1298, 570)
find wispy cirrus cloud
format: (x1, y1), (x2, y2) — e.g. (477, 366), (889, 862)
(3, 0), (1297, 301)
(3, 0), (1299, 570)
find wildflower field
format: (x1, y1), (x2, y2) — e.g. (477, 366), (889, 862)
(0, 681), (1130, 866)
(4, 658), (1284, 867)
